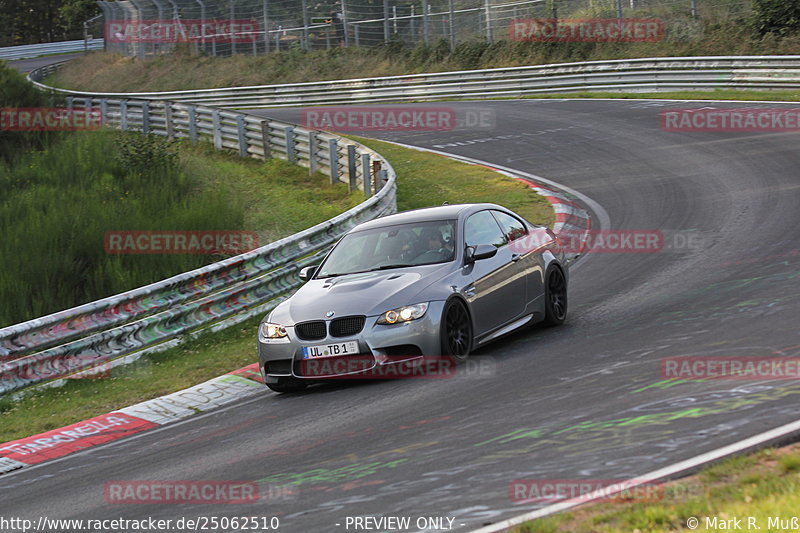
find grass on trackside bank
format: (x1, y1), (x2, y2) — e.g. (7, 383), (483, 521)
(0, 131), (360, 327)
(47, 19), (800, 94)
(513, 444), (800, 533)
(0, 140), (553, 442)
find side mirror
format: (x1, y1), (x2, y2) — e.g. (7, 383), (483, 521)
(465, 244), (497, 264)
(298, 265), (318, 281)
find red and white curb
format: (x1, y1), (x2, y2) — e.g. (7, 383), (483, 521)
(380, 140), (600, 258)
(0, 363), (265, 475)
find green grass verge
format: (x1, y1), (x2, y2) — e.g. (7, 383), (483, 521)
(513, 445), (800, 532)
(0, 140), (553, 442)
(0, 131), (360, 327)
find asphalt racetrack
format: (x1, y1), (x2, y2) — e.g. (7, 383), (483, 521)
(2, 99), (800, 532)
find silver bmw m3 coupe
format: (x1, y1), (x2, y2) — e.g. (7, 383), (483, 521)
(257, 203), (568, 392)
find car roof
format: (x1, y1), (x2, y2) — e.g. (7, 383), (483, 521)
(351, 203), (507, 232)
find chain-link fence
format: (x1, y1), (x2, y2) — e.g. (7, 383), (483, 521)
(96, 0), (753, 58)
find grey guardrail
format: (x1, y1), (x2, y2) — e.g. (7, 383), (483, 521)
(27, 56), (800, 108)
(0, 95), (396, 395)
(0, 39), (104, 61)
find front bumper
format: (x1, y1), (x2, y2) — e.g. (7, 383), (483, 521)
(258, 301), (446, 382)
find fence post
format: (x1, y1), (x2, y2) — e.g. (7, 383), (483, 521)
(141, 101), (150, 134)
(284, 126), (296, 163)
(231, 0), (237, 55)
(263, 0), (270, 52)
(260, 120), (272, 159)
(347, 144), (357, 192)
(66, 96), (74, 110)
(188, 105), (198, 143)
(341, 0), (350, 46)
(383, 0), (390, 42)
(354, 24), (360, 46)
(164, 102), (174, 138)
(302, 0), (310, 50)
(120, 100), (128, 131)
(236, 115), (248, 157)
(308, 131), (318, 175)
(328, 138), (339, 184)
(422, 0), (429, 45)
(361, 152), (371, 196)
(448, 0), (455, 49)
(410, 5), (415, 38)
(484, 0), (492, 42)
(212, 109), (222, 149)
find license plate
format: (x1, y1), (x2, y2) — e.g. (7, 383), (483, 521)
(302, 341), (359, 359)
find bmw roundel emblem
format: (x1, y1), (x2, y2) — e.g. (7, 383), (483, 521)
(326, 311), (335, 318)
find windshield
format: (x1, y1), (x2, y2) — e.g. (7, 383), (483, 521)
(316, 219), (457, 278)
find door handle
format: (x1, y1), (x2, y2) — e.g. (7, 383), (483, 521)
(511, 253), (522, 262)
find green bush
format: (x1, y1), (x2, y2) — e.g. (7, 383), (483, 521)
(0, 62), (64, 164)
(753, 0), (800, 36)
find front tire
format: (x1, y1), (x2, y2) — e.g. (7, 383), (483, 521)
(543, 266), (568, 326)
(440, 298), (473, 361)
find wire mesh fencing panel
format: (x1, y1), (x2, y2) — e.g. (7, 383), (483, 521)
(94, 0), (753, 58)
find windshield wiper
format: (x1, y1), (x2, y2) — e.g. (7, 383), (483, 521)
(367, 264), (415, 271)
(318, 264), (414, 278)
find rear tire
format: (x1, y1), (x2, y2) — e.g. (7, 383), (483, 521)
(543, 266), (568, 326)
(440, 299), (473, 361)
(266, 377), (308, 393)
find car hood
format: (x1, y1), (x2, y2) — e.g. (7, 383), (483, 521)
(269, 266), (451, 324)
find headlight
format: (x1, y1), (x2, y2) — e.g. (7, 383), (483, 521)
(377, 303), (429, 325)
(260, 322), (288, 339)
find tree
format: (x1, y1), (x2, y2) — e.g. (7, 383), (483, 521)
(753, 0), (800, 36)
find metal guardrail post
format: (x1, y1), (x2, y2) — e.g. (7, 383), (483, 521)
(142, 101), (150, 134)
(308, 131), (318, 175)
(188, 106), (198, 143)
(361, 152), (371, 196)
(212, 109), (222, 149)
(260, 120), (272, 158)
(120, 100), (129, 131)
(284, 126), (296, 163)
(66, 96), (74, 110)
(100, 99), (108, 126)
(164, 102), (174, 139)
(328, 138), (339, 184)
(347, 144), (357, 192)
(236, 115), (248, 157)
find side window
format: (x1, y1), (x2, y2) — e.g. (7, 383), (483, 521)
(465, 211), (507, 249)
(491, 210), (529, 243)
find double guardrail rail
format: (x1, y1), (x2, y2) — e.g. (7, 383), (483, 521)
(28, 55), (800, 108)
